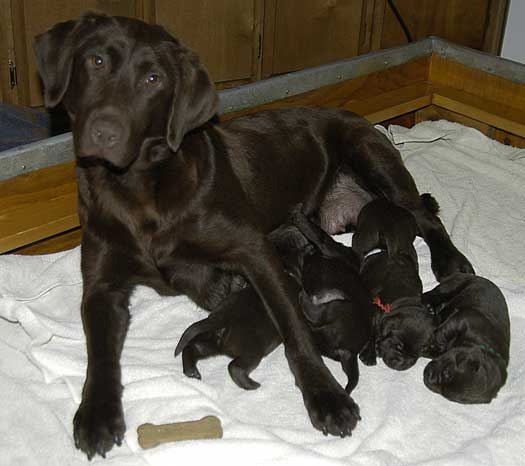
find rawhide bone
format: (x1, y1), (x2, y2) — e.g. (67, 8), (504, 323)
(137, 415), (223, 449)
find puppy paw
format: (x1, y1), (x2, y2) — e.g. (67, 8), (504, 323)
(183, 364), (202, 380)
(303, 383), (361, 438)
(73, 395), (125, 460)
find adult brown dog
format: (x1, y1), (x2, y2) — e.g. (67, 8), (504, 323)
(34, 13), (473, 459)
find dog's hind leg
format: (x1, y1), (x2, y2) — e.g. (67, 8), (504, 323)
(228, 355), (263, 390)
(182, 335), (221, 380)
(340, 124), (474, 280)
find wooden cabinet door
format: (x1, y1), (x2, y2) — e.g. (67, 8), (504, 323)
(152, 0), (262, 85)
(11, 0), (142, 107)
(263, 0), (366, 77)
(380, 0), (507, 52)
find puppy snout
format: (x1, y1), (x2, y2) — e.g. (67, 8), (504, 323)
(384, 353), (415, 371)
(90, 116), (124, 149)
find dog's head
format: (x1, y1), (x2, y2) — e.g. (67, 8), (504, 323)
(423, 346), (507, 403)
(375, 301), (436, 371)
(33, 12), (218, 170)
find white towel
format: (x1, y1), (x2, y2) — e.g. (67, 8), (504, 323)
(1, 120), (524, 466)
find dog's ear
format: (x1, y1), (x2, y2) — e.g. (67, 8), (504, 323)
(167, 48), (219, 152)
(33, 12), (106, 108)
(33, 19), (78, 108)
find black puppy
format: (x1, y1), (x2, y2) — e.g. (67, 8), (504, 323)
(353, 197), (436, 371)
(175, 284), (282, 390)
(422, 273), (510, 404)
(174, 224), (309, 390)
(291, 211), (377, 393)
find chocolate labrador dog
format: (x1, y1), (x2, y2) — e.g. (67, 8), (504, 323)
(34, 13), (473, 459)
(354, 197), (436, 370)
(422, 273), (510, 404)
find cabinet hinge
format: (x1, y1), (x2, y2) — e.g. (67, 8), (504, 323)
(9, 59), (18, 89)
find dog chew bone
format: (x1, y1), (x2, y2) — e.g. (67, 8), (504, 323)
(137, 416), (223, 449)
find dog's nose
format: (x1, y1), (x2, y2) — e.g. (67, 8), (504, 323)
(90, 117), (123, 149)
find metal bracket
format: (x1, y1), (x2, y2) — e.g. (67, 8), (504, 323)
(9, 59), (17, 89)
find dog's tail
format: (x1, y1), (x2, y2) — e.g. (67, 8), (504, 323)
(420, 193), (440, 215)
(174, 312), (229, 357)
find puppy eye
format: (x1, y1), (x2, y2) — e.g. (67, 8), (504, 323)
(88, 55), (105, 69)
(146, 73), (161, 85)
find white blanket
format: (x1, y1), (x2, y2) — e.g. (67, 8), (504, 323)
(1, 120), (524, 466)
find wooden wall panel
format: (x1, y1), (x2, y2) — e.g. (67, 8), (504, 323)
(381, 0), (491, 50)
(154, 0), (260, 83)
(268, 0), (364, 75)
(415, 105), (525, 149)
(491, 129), (525, 149)
(430, 54), (525, 111)
(14, 228), (82, 255)
(415, 105), (492, 134)
(11, 0), (141, 107)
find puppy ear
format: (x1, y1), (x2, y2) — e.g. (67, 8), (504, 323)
(167, 48), (219, 152)
(33, 19), (78, 108)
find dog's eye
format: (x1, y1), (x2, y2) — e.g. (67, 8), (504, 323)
(146, 73), (161, 85)
(88, 55), (105, 69)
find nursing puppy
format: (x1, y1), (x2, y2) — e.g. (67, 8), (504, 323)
(174, 223), (309, 390)
(353, 197), (436, 371)
(292, 211), (377, 392)
(422, 273), (510, 404)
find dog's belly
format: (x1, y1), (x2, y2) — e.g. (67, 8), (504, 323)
(318, 172), (373, 234)
(222, 108), (373, 233)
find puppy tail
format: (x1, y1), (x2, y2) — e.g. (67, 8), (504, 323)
(174, 312), (227, 357)
(420, 193), (440, 215)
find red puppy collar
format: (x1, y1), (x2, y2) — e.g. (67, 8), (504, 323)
(372, 296), (391, 313)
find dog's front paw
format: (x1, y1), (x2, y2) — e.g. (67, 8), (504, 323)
(303, 383), (361, 437)
(73, 395), (125, 460)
